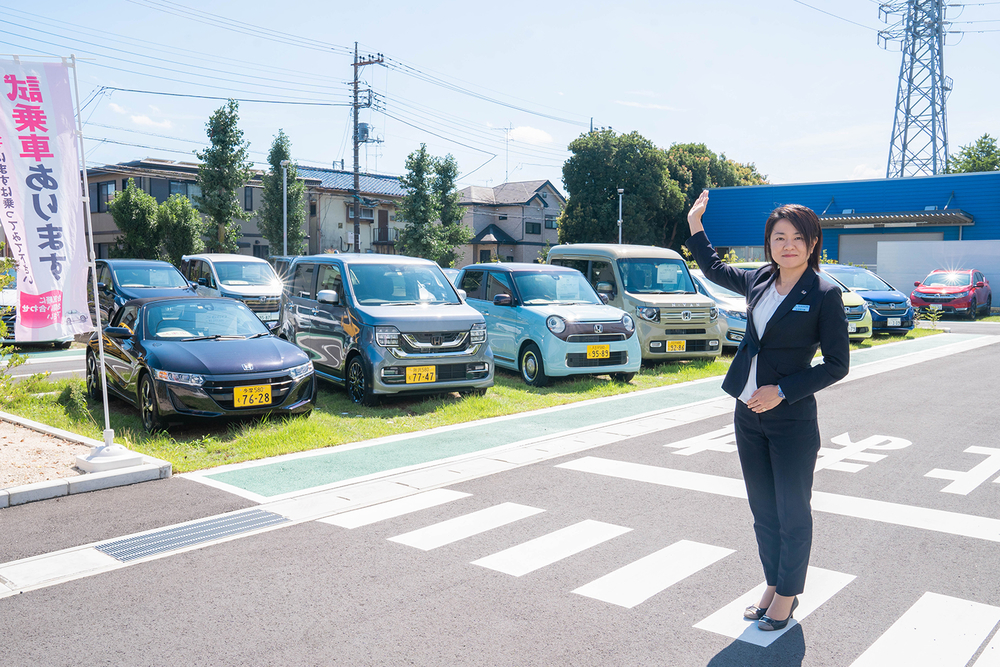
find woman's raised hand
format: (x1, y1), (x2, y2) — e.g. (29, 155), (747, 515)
(687, 190), (709, 235)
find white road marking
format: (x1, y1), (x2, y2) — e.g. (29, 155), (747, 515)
(694, 566), (856, 647)
(816, 434), (911, 473)
(558, 457), (1000, 542)
(849, 592), (1000, 667)
(973, 626), (1000, 666)
(389, 503), (545, 551)
(0, 548), (121, 591)
(926, 446), (1000, 495)
(663, 425), (738, 456)
(573, 540), (734, 609)
(318, 489), (470, 529)
(472, 520), (631, 577)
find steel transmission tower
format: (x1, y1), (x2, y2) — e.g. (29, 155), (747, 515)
(879, 1), (953, 178)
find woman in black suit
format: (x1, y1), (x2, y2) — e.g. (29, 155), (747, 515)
(685, 190), (850, 631)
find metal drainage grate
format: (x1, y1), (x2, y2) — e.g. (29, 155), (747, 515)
(96, 509), (289, 562)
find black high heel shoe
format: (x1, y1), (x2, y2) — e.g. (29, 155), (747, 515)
(758, 596), (799, 631)
(743, 604), (768, 621)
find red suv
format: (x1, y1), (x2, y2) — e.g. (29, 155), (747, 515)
(910, 269), (992, 320)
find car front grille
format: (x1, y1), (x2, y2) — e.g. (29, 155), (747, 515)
(202, 374), (295, 409)
(872, 302), (908, 316)
(566, 333), (627, 343)
(400, 331), (469, 354)
(565, 351), (627, 368)
(380, 362), (490, 384)
(661, 307), (714, 323)
(240, 296), (281, 314)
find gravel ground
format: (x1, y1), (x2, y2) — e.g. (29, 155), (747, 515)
(0, 421), (91, 489)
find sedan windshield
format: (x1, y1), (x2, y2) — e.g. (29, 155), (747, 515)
(348, 264), (460, 305)
(114, 265), (189, 288)
(617, 258), (696, 294)
(923, 272), (971, 287)
(214, 261), (279, 287)
(513, 271), (601, 305)
(694, 274), (742, 300)
(145, 300), (268, 340)
(819, 272), (849, 293)
(824, 267), (893, 292)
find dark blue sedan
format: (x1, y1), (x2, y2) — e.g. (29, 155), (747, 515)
(821, 265), (916, 334)
(87, 297), (315, 431)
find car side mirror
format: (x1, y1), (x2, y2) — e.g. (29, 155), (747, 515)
(104, 326), (133, 339)
(456, 288), (467, 301)
(317, 289), (339, 305)
(914, 281), (921, 287)
(267, 320), (281, 331)
(97, 281), (107, 292)
(197, 277), (207, 286)
(976, 281), (985, 288)
(598, 293), (609, 305)
(493, 294), (512, 307)
(596, 281), (614, 293)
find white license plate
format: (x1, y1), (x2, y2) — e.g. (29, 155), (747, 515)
(258, 312), (279, 321)
(930, 304), (942, 311)
(887, 317), (901, 327)
(848, 322), (857, 333)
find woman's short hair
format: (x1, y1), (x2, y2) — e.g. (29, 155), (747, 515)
(764, 204), (823, 272)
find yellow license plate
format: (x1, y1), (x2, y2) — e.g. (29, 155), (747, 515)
(406, 366), (436, 383)
(666, 340), (686, 352)
(586, 344), (610, 359)
(234, 384), (271, 407)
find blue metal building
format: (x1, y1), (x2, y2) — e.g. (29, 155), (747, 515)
(702, 171), (1000, 269)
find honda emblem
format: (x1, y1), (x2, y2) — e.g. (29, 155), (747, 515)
(681, 311), (692, 321)
(242, 362), (254, 371)
(594, 324), (603, 334)
(431, 335), (443, 346)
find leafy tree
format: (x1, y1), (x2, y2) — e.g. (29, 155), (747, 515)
(259, 129), (306, 256)
(663, 142), (768, 248)
(0, 248), (28, 397)
(559, 130), (685, 248)
(195, 99), (253, 253)
(158, 194), (205, 266)
(108, 179), (161, 259)
(946, 133), (1000, 173)
(397, 145), (471, 267)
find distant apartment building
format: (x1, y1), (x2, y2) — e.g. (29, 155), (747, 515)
(80, 158), (405, 260)
(456, 180), (566, 267)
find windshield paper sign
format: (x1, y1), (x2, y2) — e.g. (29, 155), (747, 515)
(0, 60), (93, 341)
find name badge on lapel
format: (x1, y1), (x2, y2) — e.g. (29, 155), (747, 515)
(793, 304), (810, 312)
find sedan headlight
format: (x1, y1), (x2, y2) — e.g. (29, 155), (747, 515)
(546, 315), (566, 334)
(375, 326), (400, 347)
(622, 313), (634, 332)
(720, 308), (747, 322)
(153, 369), (204, 386)
(636, 306), (660, 323)
(288, 360), (313, 381)
(470, 322), (487, 344)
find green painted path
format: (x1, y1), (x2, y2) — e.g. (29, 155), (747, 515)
(204, 333), (985, 498)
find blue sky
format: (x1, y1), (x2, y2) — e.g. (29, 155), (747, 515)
(2, 0), (997, 191)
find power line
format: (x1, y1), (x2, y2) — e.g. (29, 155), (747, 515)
(102, 86), (352, 107)
(790, 0), (880, 31)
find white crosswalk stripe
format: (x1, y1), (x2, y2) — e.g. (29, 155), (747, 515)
(318, 488), (470, 529)
(849, 592), (1000, 667)
(572, 540), (734, 608)
(694, 566), (857, 647)
(388, 503), (545, 551)
(471, 520), (631, 577)
(973, 628), (1000, 666)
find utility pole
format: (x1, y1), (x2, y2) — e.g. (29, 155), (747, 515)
(491, 123), (513, 183)
(352, 42), (384, 252)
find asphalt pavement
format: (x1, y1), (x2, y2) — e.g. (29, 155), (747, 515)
(2, 333), (1000, 666)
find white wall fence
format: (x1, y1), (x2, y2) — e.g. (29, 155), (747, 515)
(877, 240), (1000, 304)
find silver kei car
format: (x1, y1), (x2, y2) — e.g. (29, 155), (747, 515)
(278, 254), (494, 406)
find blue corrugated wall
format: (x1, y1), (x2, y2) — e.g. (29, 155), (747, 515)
(701, 171), (1000, 261)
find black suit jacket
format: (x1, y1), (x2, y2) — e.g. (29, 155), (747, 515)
(684, 231), (850, 421)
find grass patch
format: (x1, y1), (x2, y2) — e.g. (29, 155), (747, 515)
(3, 328), (943, 473)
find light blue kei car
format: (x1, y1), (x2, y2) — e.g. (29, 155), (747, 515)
(455, 263), (642, 386)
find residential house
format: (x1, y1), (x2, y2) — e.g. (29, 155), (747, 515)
(457, 180), (566, 267)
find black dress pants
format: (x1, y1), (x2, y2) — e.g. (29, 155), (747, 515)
(734, 401), (822, 597)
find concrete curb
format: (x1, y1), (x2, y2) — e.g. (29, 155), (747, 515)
(0, 410), (171, 509)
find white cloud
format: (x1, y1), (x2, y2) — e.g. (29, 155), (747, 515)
(131, 115), (173, 130)
(510, 126), (553, 145)
(614, 100), (678, 111)
(850, 163), (884, 179)
(148, 105), (161, 113)
(108, 102), (128, 114)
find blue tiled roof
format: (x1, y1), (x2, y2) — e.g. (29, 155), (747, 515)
(296, 166), (405, 197)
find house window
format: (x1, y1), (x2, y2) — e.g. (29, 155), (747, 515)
(123, 177), (145, 193)
(244, 187), (254, 211)
(525, 221), (541, 235)
(347, 206), (375, 220)
(545, 215), (557, 229)
(168, 181), (201, 207)
(309, 201), (317, 217)
(97, 181), (116, 212)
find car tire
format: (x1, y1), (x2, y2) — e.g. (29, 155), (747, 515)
(610, 372), (636, 384)
(86, 351), (102, 402)
(983, 296), (991, 317)
(968, 298), (977, 320)
(519, 343), (548, 387)
(346, 356), (377, 407)
(139, 373), (164, 432)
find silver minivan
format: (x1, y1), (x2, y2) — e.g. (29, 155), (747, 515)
(181, 253), (283, 324)
(279, 254), (494, 405)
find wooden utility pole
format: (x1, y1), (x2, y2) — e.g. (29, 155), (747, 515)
(352, 42), (383, 252)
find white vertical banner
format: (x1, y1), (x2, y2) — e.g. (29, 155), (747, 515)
(0, 59), (93, 341)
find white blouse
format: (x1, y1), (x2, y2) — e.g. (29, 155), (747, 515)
(738, 281), (787, 404)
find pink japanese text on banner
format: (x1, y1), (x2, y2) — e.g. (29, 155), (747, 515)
(0, 60), (93, 341)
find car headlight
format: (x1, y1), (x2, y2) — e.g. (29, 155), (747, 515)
(375, 326), (400, 347)
(546, 315), (566, 334)
(720, 308), (747, 322)
(953, 291), (968, 298)
(470, 322), (487, 344)
(709, 307), (718, 321)
(622, 313), (634, 332)
(288, 360), (313, 381)
(905, 298), (911, 308)
(636, 306), (659, 323)
(153, 369), (204, 386)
